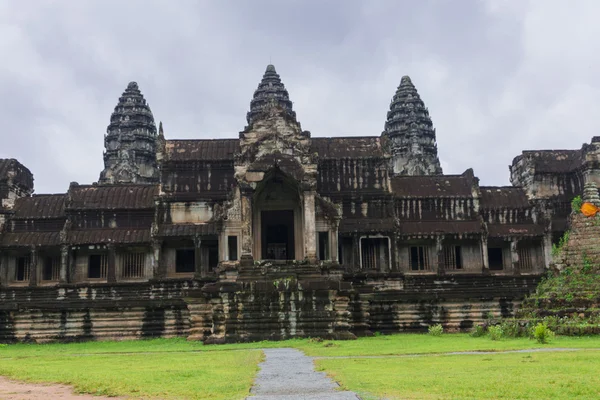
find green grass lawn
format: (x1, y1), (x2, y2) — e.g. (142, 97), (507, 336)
(0, 344), (263, 400)
(316, 351), (600, 399)
(1, 334), (600, 399)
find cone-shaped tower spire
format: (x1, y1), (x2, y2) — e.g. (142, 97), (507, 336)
(383, 76), (442, 176)
(98, 82), (159, 184)
(246, 64), (296, 126)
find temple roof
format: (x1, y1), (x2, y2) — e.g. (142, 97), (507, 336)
(514, 150), (583, 174)
(384, 76), (435, 139)
(68, 184), (158, 210)
(246, 64), (296, 126)
(479, 187), (530, 209)
(311, 137), (385, 159)
(0, 158), (34, 189)
(107, 82), (156, 138)
(12, 194), (66, 219)
(391, 174), (474, 198)
(165, 139), (239, 162)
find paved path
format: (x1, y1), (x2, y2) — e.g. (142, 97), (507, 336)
(246, 348), (360, 400)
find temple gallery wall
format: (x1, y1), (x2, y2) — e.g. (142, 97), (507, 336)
(1, 65), (599, 343)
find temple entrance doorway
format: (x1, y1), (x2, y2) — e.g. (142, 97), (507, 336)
(252, 168), (304, 260)
(261, 210), (295, 260)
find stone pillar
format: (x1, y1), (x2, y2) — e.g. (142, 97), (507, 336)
(481, 235), (489, 273)
(436, 235), (444, 275)
(240, 193), (253, 261)
(194, 237), (205, 278)
(152, 240), (164, 278)
(542, 232), (552, 272)
(29, 247), (38, 287)
(59, 245), (70, 284)
(107, 244), (117, 283)
(304, 191), (317, 262)
(353, 234), (361, 269)
(510, 239), (519, 275)
(330, 227), (339, 264)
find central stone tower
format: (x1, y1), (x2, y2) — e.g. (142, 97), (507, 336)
(99, 82), (159, 185)
(383, 76), (442, 176)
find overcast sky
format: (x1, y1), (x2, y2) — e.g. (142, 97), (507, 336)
(1, 0), (599, 194)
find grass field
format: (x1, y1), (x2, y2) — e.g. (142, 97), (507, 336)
(316, 350), (600, 399)
(1, 334), (600, 399)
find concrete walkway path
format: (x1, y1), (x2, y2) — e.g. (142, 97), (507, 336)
(246, 348), (360, 400)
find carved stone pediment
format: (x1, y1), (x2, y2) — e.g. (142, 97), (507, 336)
(235, 104), (317, 190)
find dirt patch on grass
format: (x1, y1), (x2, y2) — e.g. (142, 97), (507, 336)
(0, 377), (126, 400)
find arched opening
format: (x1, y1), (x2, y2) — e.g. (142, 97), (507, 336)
(252, 168), (304, 260)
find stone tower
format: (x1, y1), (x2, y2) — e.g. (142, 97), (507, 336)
(99, 82), (159, 185)
(383, 76), (442, 176)
(246, 64), (297, 128)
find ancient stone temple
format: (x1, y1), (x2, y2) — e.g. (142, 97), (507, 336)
(1, 65), (599, 343)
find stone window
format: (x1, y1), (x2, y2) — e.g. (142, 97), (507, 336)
(488, 248), (504, 270)
(15, 255), (31, 282)
(443, 246), (463, 270)
(318, 232), (329, 261)
(121, 252), (146, 279)
(88, 254), (108, 279)
(517, 246), (532, 272)
(339, 237), (353, 266)
(361, 238), (389, 270)
(410, 246), (429, 271)
(175, 249), (195, 273)
(42, 256), (60, 281)
(227, 236), (238, 261)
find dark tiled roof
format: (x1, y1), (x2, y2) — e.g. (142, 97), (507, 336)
(397, 220), (482, 236)
(165, 139), (239, 161)
(391, 175), (473, 198)
(68, 229), (151, 245)
(68, 184), (158, 210)
(158, 223), (218, 237)
(517, 150), (583, 174)
(311, 137), (384, 159)
(0, 158), (34, 189)
(0, 231), (62, 247)
(339, 218), (396, 233)
(12, 194), (66, 219)
(487, 224), (545, 237)
(479, 187), (530, 209)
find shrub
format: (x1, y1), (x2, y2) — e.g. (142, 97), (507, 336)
(571, 195), (583, 213)
(470, 324), (487, 337)
(488, 325), (504, 341)
(499, 320), (527, 338)
(428, 324), (444, 336)
(532, 323), (555, 344)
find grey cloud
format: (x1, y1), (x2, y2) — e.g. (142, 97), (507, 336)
(0, 0), (599, 193)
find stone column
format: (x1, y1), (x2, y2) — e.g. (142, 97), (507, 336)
(481, 235), (489, 273)
(436, 235), (445, 275)
(194, 237), (205, 278)
(353, 234), (361, 269)
(59, 245), (70, 284)
(107, 244), (117, 283)
(28, 247), (38, 287)
(240, 193), (253, 263)
(330, 226), (339, 263)
(542, 232), (552, 272)
(510, 239), (519, 275)
(304, 191), (317, 262)
(152, 240), (164, 279)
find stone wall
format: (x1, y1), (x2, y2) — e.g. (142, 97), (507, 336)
(0, 273), (539, 343)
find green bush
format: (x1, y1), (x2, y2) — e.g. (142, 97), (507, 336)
(532, 323), (555, 344)
(428, 324), (444, 336)
(470, 324), (487, 337)
(571, 195), (583, 213)
(500, 320), (527, 338)
(488, 325), (504, 341)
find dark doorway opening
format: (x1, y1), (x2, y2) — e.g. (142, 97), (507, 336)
(261, 210), (295, 260)
(488, 247), (504, 270)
